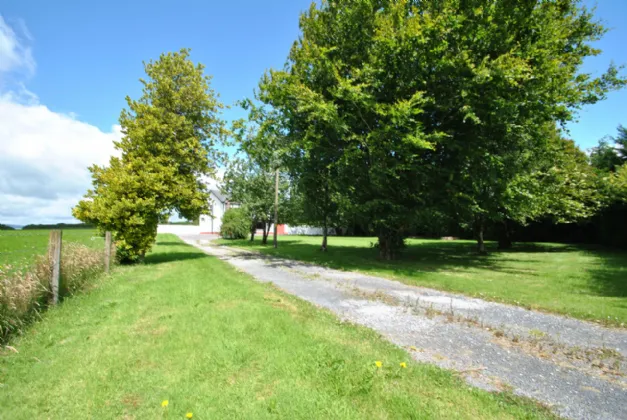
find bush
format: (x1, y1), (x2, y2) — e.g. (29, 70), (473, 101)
(0, 243), (109, 343)
(220, 208), (249, 239)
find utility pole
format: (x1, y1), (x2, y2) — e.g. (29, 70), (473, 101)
(273, 167), (279, 248)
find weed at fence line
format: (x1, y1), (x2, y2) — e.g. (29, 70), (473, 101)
(0, 243), (112, 344)
(0, 259), (49, 343)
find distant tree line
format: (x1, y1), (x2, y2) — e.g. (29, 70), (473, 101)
(21, 223), (95, 230)
(0, 224), (16, 231)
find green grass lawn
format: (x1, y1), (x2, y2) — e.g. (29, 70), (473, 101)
(0, 229), (103, 269)
(218, 236), (627, 327)
(0, 235), (555, 419)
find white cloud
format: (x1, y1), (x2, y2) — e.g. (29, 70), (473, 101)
(0, 15), (122, 226)
(0, 82), (39, 105)
(0, 15), (35, 76)
(0, 98), (122, 226)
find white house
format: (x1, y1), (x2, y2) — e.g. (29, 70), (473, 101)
(158, 185), (334, 237)
(199, 189), (238, 234)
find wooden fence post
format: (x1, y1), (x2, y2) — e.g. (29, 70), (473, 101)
(104, 231), (112, 274)
(48, 230), (62, 305)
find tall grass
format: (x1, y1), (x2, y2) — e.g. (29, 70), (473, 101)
(0, 243), (112, 343)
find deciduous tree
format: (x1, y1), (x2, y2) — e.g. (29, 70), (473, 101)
(74, 49), (224, 262)
(222, 158), (291, 244)
(261, 0), (624, 257)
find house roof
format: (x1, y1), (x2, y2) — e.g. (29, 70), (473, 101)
(210, 189), (229, 203)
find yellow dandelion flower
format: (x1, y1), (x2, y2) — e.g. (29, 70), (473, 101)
(400, 362), (407, 368)
(186, 413), (193, 419)
(161, 400), (169, 407)
(375, 361), (382, 368)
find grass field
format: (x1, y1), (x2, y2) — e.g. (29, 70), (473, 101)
(218, 236), (627, 326)
(0, 235), (555, 419)
(0, 230), (103, 270)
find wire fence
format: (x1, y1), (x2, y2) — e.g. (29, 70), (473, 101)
(0, 230), (113, 305)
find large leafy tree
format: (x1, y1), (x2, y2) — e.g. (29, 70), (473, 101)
(272, 104), (345, 250)
(260, 1), (443, 259)
(261, 0), (624, 257)
(74, 49), (224, 261)
(411, 0), (624, 253)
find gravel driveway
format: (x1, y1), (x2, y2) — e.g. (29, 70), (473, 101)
(180, 235), (627, 420)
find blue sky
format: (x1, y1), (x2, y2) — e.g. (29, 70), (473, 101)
(1, 0), (311, 132)
(0, 0), (625, 225)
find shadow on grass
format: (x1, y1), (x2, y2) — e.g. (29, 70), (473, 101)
(146, 239), (209, 265)
(226, 238), (627, 299)
(144, 251), (208, 265)
(154, 241), (193, 247)
(584, 251), (627, 299)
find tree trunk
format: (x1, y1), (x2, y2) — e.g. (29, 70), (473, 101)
(476, 219), (487, 255)
(249, 227), (255, 242)
(261, 222), (269, 245)
(321, 181), (329, 252)
(497, 220), (512, 250)
(377, 230), (404, 260)
(321, 215), (328, 252)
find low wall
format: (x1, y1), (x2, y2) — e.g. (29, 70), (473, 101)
(285, 226), (336, 236)
(157, 225), (203, 235)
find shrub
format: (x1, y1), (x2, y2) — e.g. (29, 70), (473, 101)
(0, 243), (109, 343)
(220, 208), (249, 239)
